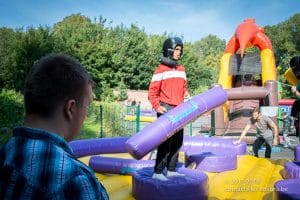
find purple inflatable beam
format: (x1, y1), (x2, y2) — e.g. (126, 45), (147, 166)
(125, 86), (228, 159)
(295, 145), (300, 161)
(181, 136), (247, 155)
(89, 156), (155, 175)
(69, 137), (129, 158)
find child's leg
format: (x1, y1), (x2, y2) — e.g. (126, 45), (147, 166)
(167, 129), (183, 172)
(283, 129), (291, 147)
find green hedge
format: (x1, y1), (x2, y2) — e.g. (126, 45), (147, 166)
(0, 89), (24, 146)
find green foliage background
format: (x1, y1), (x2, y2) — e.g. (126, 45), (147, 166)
(0, 13), (225, 97)
(0, 13), (300, 143)
(0, 90), (24, 145)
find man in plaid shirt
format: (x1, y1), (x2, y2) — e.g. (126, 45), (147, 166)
(0, 54), (109, 199)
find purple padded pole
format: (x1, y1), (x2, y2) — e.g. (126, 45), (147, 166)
(181, 136), (247, 155)
(69, 137), (129, 158)
(89, 156), (155, 175)
(295, 145), (300, 161)
(125, 86), (228, 159)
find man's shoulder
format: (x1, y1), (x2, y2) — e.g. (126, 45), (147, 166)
(261, 115), (274, 125)
(0, 163), (104, 200)
(261, 115), (272, 120)
(1, 137), (82, 177)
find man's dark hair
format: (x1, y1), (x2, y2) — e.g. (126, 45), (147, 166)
(24, 53), (93, 118)
(253, 106), (260, 114)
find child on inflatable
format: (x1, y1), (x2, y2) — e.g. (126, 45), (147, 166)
(279, 112), (294, 148)
(148, 37), (189, 181)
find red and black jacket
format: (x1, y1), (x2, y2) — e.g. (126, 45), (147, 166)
(148, 63), (188, 111)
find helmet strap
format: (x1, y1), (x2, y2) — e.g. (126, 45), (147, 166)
(160, 56), (177, 68)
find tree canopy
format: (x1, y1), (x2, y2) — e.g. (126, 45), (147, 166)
(0, 13), (299, 100)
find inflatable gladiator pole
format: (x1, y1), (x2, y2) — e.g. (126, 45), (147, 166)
(125, 85), (228, 159)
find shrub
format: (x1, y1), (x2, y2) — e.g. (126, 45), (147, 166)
(0, 89), (24, 145)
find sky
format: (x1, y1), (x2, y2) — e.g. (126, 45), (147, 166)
(0, 0), (300, 42)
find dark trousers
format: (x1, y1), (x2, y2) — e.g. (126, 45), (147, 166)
(291, 99), (300, 137)
(252, 137), (272, 158)
(154, 102), (184, 174)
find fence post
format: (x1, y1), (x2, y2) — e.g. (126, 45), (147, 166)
(99, 104), (103, 138)
(136, 104), (140, 133)
(210, 110), (215, 136)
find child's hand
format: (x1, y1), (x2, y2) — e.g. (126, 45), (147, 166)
(291, 86), (297, 94)
(233, 140), (241, 145)
(273, 138), (278, 146)
(157, 106), (167, 114)
(184, 91), (190, 99)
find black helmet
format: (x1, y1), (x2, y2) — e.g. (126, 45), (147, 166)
(290, 56), (300, 79)
(162, 37), (183, 59)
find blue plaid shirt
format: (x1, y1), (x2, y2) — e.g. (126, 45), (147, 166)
(0, 126), (109, 200)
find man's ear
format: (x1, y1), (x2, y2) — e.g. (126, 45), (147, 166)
(64, 99), (76, 120)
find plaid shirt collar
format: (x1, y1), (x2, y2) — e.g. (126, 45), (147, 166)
(13, 126), (74, 155)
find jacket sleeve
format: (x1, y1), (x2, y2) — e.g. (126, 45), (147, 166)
(183, 73), (189, 96)
(148, 68), (162, 111)
(183, 67), (190, 96)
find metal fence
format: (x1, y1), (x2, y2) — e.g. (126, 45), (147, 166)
(98, 102), (213, 138)
(99, 103), (141, 138)
(0, 101), (213, 147)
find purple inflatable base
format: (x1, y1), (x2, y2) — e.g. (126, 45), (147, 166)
(285, 161), (300, 179)
(274, 179), (300, 200)
(132, 167), (208, 200)
(185, 151), (237, 172)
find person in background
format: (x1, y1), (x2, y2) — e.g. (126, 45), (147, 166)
(278, 112), (294, 148)
(234, 107), (278, 158)
(0, 53), (109, 199)
(148, 37), (189, 181)
(290, 56), (300, 140)
(290, 56), (300, 99)
(131, 99), (137, 106)
(124, 98), (132, 106)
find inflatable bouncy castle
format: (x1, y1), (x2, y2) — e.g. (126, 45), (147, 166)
(213, 18), (278, 143)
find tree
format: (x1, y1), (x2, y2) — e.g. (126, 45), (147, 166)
(1, 26), (54, 92)
(264, 13), (300, 98)
(117, 79), (128, 101)
(0, 28), (15, 89)
(52, 14), (114, 100)
(184, 35), (226, 94)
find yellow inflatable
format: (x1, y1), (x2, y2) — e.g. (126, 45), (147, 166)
(79, 154), (289, 200)
(124, 115), (156, 122)
(284, 68), (298, 86)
